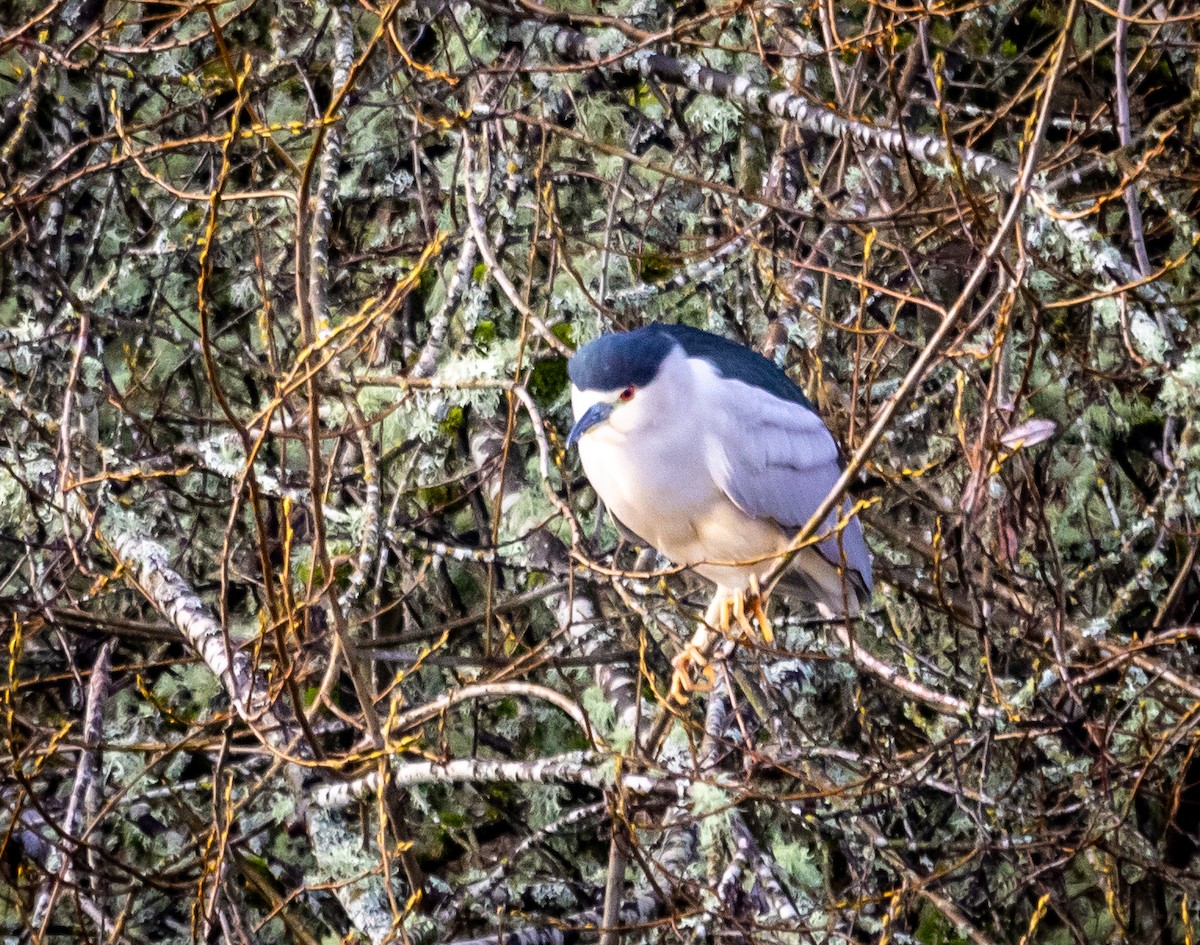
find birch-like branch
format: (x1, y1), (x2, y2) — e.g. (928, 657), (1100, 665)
(313, 751), (714, 808)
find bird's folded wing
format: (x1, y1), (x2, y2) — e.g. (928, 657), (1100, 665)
(701, 376), (874, 596)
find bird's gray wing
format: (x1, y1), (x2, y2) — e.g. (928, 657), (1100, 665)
(702, 377), (873, 599)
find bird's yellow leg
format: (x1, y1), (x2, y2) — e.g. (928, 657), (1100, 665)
(747, 575), (774, 645)
(668, 594), (727, 704)
(731, 590), (757, 644)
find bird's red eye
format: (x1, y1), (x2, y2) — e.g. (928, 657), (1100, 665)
(619, 385), (635, 401)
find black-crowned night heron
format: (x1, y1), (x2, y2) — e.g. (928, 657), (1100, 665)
(566, 323), (872, 696)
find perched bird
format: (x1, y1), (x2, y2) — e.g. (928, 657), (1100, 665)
(566, 323), (872, 679)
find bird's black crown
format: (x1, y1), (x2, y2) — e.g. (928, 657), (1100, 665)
(569, 323), (814, 412)
(568, 325), (678, 392)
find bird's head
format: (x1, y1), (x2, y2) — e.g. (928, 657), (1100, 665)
(566, 326), (683, 448)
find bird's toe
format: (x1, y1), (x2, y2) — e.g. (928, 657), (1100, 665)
(669, 643), (715, 703)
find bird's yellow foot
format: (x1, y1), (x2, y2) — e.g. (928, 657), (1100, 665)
(669, 642), (716, 704)
(726, 580), (774, 646)
(746, 575), (774, 645)
(730, 592), (757, 644)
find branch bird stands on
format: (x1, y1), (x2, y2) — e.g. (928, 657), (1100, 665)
(566, 323), (873, 702)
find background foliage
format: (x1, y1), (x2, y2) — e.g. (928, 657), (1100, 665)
(2, 0), (1200, 942)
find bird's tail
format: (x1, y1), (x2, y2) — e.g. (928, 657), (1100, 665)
(777, 546), (869, 617)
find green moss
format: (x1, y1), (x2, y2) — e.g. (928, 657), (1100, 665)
(474, 319), (497, 347)
(439, 404), (465, 436)
(916, 903), (970, 945)
(634, 251), (678, 282)
(527, 356), (568, 402)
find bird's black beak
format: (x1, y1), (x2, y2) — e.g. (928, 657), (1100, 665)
(567, 402), (613, 449)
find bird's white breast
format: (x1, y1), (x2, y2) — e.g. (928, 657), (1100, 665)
(574, 350), (790, 591)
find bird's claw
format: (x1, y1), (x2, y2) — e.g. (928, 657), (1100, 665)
(747, 575), (774, 645)
(723, 578), (774, 646)
(668, 582), (775, 704)
(730, 593), (756, 643)
(669, 643), (715, 704)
